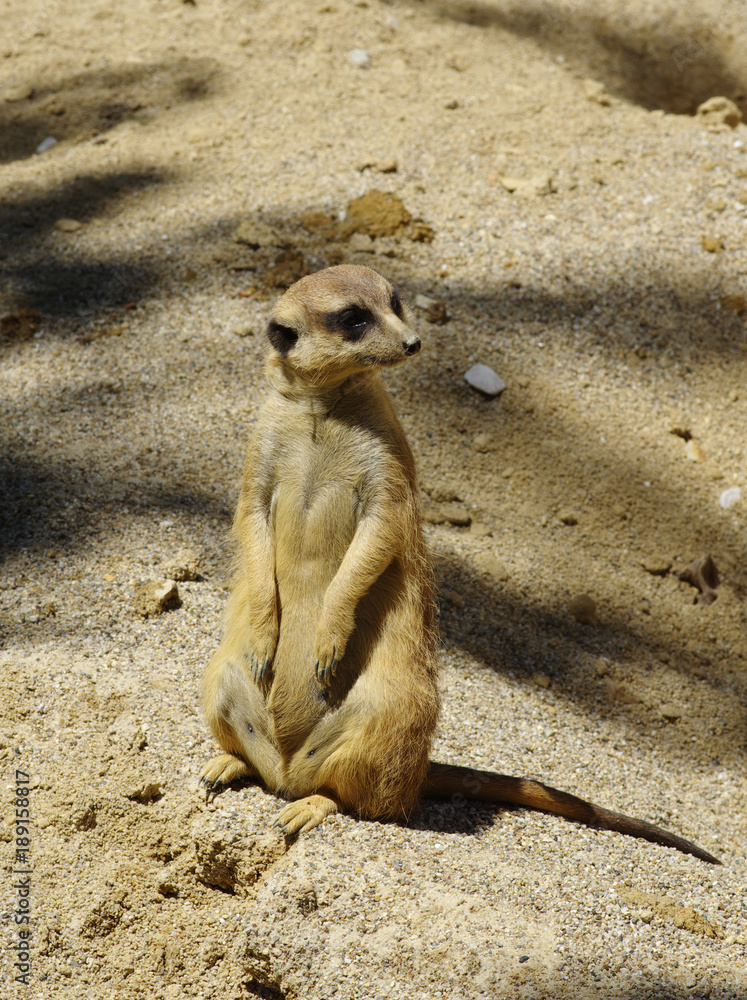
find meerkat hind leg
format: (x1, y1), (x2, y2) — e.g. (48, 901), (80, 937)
(275, 794), (340, 835)
(199, 753), (255, 800)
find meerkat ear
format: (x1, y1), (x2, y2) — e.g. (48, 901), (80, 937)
(267, 320), (298, 357)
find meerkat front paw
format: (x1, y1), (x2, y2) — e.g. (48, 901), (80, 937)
(314, 640), (340, 686)
(313, 614), (351, 685)
(274, 794), (339, 834)
(249, 648), (273, 683)
(245, 627), (278, 683)
(199, 753), (252, 801)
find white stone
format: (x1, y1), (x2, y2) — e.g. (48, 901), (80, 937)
(349, 48), (371, 69)
(719, 487), (741, 509)
(414, 294), (437, 310)
(36, 136), (57, 154)
(499, 172), (554, 198)
(464, 364), (506, 396)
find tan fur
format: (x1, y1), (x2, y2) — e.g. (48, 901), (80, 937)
(200, 265), (719, 863)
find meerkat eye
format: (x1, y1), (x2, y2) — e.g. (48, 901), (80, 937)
(337, 305), (372, 341)
(391, 292), (404, 318)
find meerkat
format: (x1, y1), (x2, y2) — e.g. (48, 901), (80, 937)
(200, 264), (719, 864)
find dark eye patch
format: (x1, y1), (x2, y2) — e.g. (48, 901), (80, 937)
(324, 305), (373, 342)
(391, 292), (404, 318)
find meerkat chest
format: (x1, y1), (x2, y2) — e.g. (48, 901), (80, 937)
(271, 420), (367, 563)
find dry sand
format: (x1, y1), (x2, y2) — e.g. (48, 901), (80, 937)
(1, 0), (746, 997)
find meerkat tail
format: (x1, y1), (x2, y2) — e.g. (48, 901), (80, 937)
(423, 762), (720, 865)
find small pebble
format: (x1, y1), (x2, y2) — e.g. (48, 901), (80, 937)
(472, 433), (495, 453)
(126, 782), (164, 803)
(424, 300), (448, 324)
(358, 157), (398, 174)
(54, 218), (82, 232)
(36, 136), (57, 153)
(701, 235), (724, 252)
(641, 554), (672, 576)
(349, 48), (371, 69)
(414, 293), (449, 324)
(422, 504), (446, 525)
(583, 78), (611, 106)
(719, 486), (741, 509)
(156, 876), (179, 897)
(442, 589), (464, 609)
(439, 502), (471, 526)
(428, 485), (459, 503)
(422, 501), (470, 526)
(200, 939), (226, 969)
(469, 521), (492, 537)
(696, 95), (742, 129)
(532, 673), (551, 689)
(415, 293), (438, 310)
(160, 548), (201, 582)
(4, 84), (33, 102)
(464, 364), (506, 397)
(233, 220), (287, 248)
(376, 157), (397, 173)
(499, 172), (554, 198)
(569, 594), (598, 625)
(348, 232), (374, 253)
(659, 704), (682, 722)
(132, 579), (181, 617)
(685, 439), (707, 462)
(474, 553), (509, 582)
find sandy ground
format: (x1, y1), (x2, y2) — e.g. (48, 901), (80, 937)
(1, 0), (746, 997)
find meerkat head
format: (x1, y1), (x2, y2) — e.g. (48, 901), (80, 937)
(266, 265), (421, 388)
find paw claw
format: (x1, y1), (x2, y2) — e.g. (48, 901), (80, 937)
(315, 649), (339, 686)
(249, 648), (273, 683)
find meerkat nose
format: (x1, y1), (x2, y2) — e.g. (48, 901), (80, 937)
(403, 336), (421, 356)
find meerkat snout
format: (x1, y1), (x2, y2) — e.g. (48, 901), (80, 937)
(403, 335), (421, 356)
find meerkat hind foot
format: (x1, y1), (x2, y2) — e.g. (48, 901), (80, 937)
(199, 753), (253, 801)
(275, 794), (340, 835)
